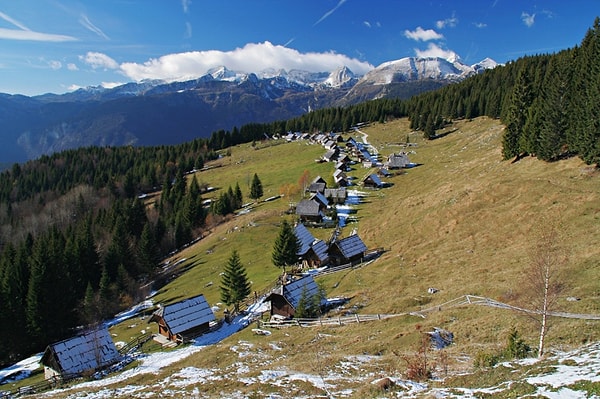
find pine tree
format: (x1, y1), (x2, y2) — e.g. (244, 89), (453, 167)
(271, 220), (301, 271)
(220, 250), (251, 313)
(502, 67), (533, 160)
(249, 173), (263, 200)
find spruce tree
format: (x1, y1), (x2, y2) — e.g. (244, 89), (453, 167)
(271, 220), (301, 271)
(220, 250), (251, 313)
(249, 173), (263, 200)
(502, 67), (533, 160)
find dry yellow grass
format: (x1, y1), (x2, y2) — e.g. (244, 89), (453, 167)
(39, 116), (600, 398)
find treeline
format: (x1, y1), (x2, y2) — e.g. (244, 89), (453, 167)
(406, 18), (600, 165)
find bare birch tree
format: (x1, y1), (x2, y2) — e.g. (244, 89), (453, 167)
(523, 218), (568, 358)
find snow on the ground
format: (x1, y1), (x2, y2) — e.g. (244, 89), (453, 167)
(104, 299), (154, 328)
(0, 353), (42, 383)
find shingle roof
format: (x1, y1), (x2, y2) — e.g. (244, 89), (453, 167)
(295, 223), (316, 256)
(310, 192), (329, 207)
(42, 328), (120, 376)
(334, 234), (367, 259)
(283, 275), (320, 309)
(363, 173), (383, 187)
(296, 199), (321, 217)
(310, 239), (330, 262)
(324, 187), (347, 201)
(307, 182), (326, 193)
(154, 294), (215, 335)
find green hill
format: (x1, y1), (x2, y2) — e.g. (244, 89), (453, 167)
(30, 115), (600, 398)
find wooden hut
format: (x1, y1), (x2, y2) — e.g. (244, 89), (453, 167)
(265, 275), (321, 318)
(362, 173), (383, 188)
(329, 234), (368, 265)
(148, 294), (215, 343)
(41, 328), (120, 381)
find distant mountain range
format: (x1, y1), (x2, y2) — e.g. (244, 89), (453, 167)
(0, 56), (497, 164)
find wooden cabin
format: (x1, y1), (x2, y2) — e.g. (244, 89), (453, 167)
(41, 328), (120, 381)
(148, 294), (215, 343)
(362, 173), (383, 188)
(265, 275), (321, 318)
(294, 223), (330, 268)
(329, 234), (368, 265)
(296, 199), (325, 223)
(386, 152), (410, 169)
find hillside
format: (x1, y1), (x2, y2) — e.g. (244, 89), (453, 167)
(15, 116), (600, 398)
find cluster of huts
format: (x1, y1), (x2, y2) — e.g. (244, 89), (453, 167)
(39, 130), (408, 384)
(39, 223), (370, 382)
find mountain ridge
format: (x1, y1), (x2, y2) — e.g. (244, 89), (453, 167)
(0, 56), (498, 164)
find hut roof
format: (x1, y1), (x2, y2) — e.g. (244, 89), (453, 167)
(282, 275), (320, 309)
(310, 239), (330, 262)
(334, 234), (367, 259)
(150, 294), (215, 336)
(296, 199), (322, 217)
(41, 328), (120, 377)
(295, 223), (316, 256)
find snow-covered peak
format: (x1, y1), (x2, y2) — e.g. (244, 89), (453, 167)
(324, 66), (356, 88)
(358, 56), (499, 86)
(471, 58), (500, 73)
(207, 66), (244, 81)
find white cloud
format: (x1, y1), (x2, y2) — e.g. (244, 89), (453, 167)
(67, 63), (78, 71)
(436, 15), (458, 29)
(414, 43), (459, 61)
(313, 0), (347, 26)
(363, 21), (371, 28)
(79, 14), (109, 40)
(521, 12), (535, 27)
(404, 26), (444, 41)
(182, 0), (191, 13)
(474, 22), (487, 29)
(80, 52), (119, 70)
(184, 22), (192, 39)
(101, 81), (124, 89)
(119, 41), (374, 82)
(0, 11), (76, 42)
(48, 60), (62, 70)
(0, 11), (30, 31)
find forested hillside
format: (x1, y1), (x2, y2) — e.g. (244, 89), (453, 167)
(0, 18), (598, 366)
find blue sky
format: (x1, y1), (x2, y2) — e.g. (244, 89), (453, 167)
(0, 0), (598, 96)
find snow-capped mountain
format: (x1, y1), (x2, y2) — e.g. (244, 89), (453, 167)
(356, 56), (494, 86)
(1, 55), (498, 164)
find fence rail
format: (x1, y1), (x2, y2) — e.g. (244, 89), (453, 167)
(259, 313), (402, 329)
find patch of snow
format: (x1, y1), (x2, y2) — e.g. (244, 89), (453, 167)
(0, 353), (42, 384)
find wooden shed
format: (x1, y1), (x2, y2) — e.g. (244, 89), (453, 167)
(296, 199), (325, 223)
(41, 328), (120, 381)
(149, 294), (215, 343)
(265, 275), (321, 318)
(295, 223), (330, 268)
(362, 173), (383, 188)
(329, 234), (368, 265)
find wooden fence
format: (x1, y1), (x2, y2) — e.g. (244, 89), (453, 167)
(258, 313), (403, 329)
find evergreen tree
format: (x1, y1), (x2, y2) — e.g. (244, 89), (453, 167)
(249, 173), (263, 200)
(271, 220), (301, 271)
(219, 250), (252, 313)
(234, 182), (243, 208)
(503, 67), (533, 160)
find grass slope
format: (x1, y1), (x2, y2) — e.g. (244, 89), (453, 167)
(29, 117), (600, 397)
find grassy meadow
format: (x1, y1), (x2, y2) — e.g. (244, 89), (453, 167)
(20, 116), (600, 397)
